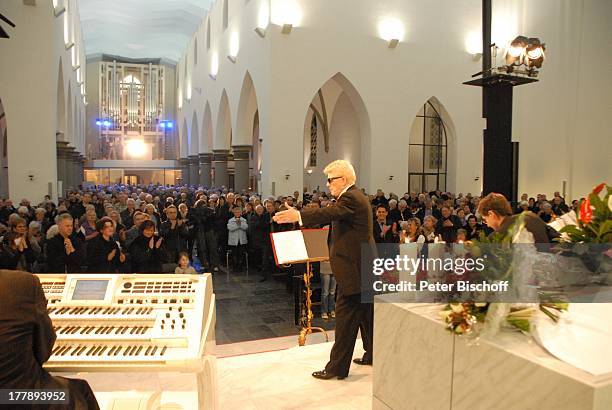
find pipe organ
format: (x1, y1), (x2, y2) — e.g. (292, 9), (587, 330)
(98, 60), (170, 159)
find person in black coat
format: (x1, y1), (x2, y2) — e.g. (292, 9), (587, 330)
(45, 214), (85, 273)
(129, 220), (167, 273)
(160, 205), (189, 266)
(0, 269), (100, 409)
(274, 160), (374, 380)
(249, 204), (268, 275)
(465, 214), (483, 241)
(87, 217), (126, 273)
(435, 206), (462, 243)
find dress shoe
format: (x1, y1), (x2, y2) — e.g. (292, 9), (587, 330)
(352, 358), (372, 366)
(312, 370), (345, 380)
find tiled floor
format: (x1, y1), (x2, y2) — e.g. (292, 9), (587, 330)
(216, 340), (372, 409)
(212, 268), (337, 344)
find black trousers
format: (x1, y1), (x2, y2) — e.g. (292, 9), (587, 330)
(324, 291), (373, 377)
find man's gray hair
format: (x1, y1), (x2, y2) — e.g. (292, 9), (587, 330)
(57, 213), (74, 224)
(323, 160), (356, 185)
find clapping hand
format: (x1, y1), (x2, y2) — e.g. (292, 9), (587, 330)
(148, 236), (155, 249)
(273, 203), (300, 224)
(443, 219), (454, 228)
(107, 249), (117, 261)
(155, 237), (163, 249)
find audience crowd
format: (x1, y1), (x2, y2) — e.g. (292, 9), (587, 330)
(0, 185), (579, 277)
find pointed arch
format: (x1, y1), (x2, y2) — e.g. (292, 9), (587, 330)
(190, 111), (200, 155)
(302, 72), (371, 189)
(215, 90), (232, 149)
(180, 118), (189, 158)
(200, 101), (213, 153)
(235, 71), (259, 146)
(407, 96), (456, 193)
(56, 59), (66, 139)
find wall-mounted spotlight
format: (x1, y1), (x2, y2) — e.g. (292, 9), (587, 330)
(95, 118), (112, 127)
(159, 120), (174, 129)
(281, 24), (293, 35)
(228, 32), (239, 63)
(255, 2), (270, 38)
(503, 35), (545, 76)
(53, 6), (66, 18)
(65, 42), (75, 51)
(378, 18), (405, 49)
(72, 64), (80, 71)
(210, 52), (219, 80)
(306, 169), (313, 175)
(254, 27), (266, 38)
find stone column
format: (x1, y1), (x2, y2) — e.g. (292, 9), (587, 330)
(65, 146), (76, 192)
(232, 145), (252, 194)
(199, 153), (212, 188)
(213, 149), (230, 189)
(56, 141), (69, 195)
(179, 158), (189, 185)
(188, 155), (199, 187)
(77, 155), (85, 187)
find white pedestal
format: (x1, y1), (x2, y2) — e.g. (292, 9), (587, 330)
(373, 300), (612, 410)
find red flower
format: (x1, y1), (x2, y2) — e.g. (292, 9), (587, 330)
(579, 198), (593, 224)
(593, 183), (606, 195)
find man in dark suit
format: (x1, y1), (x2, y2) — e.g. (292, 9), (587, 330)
(45, 213), (85, 273)
(0, 270), (99, 409)
(274, 160), (374, 380)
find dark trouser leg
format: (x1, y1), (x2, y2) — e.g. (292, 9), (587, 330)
(196, 230), (208, 268)
(205, 230), (219, 267)
(324, 292), (364, 377)
(359, 302), (374, 362)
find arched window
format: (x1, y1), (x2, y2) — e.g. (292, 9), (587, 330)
(206, 18), (211, 50)
(223, 0), (229, 30)
(309, 114), (317, 167)
(408, 100), (448, 193)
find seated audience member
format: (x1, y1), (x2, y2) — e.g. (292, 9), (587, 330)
(400, 218), (426, 244)
(456, 229), (467, 243)
(0, 269), (100, 409)
(87, 217), (126, 273)
(538, 202), (557, 223)
(465, 214), (483, 240)
(397, 199), (412, 222)
(435, 206), (462, 243)
(551, 196), (569, 216)
(416, 200), (441, 222)
(45, 213), (85, 273)
(516, 200), (530, 214)
(422, 215), (438, 243)
(227, 207), (248, 271)
(129, 220), (167, 273)
(175, 251), (196, 274)
(80, 209), (99, 241)
(373, 205), (397, 243)
(145, 203), (161, 228)
(387, 199), (401, 225)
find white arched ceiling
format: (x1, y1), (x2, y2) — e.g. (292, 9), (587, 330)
(78, 0), (213, 62)
(215, 90), (232, 150)
(200, 102), (213, 153)
(235, 71), (259, 146)
(190, 111), (200, 155)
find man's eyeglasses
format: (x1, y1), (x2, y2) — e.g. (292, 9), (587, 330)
(327, 176), (343, 184)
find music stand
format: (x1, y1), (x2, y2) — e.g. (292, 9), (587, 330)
(271, 228), (329, 346)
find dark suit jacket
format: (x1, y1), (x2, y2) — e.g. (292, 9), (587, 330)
(0, 270), (55, 389)
(496, 211), (552, 244)
(373, 220), (397, 243)
(300, 185), (374, 295)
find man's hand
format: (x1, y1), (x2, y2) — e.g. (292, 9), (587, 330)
(443, 219), (454, 228)
(107, 249), (117, 261)
(155, 237), (163, 249)
(273, 203), (300, 224)
(64, 238), (75, 255)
